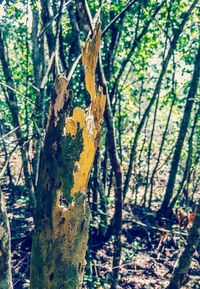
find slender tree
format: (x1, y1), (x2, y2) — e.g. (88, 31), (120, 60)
(0, 29), (36, 211)
(169, 106), (200, 209)
(31, 2), (46, 187)
(160, 43), (200, 213)
(0, 187), (13, 289)
(166, 200), (200, 289)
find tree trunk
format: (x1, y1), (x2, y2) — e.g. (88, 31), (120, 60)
(0, 29), (36, 211)
(160, 43), (200, 213)
(30, 24), (105, 289)
(166, 200), (200, 289)
(0, 188), (13, 289)
(31, 4), (46, 188)
(149, 85), (176, 204)
(97, 55), (123, 289)
(169, 106), (199, 209)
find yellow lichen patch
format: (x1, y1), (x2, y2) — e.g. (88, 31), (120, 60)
(82, 24), (101, 100)
(72, 107), (86, 128)
(65, 108), (96, 195)
(91, 87), (106, 131)
(66, 95), (105, 196)
(65, 25), (106, 197)
(65, 119), (77, 137)
(71, 126), (96, 195)
(65, 107), (85, 137)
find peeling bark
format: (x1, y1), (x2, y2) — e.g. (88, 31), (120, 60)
(0, 188), (13, 289)
(30, 24), (105, 289)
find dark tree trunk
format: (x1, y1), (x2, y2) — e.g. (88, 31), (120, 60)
(144, 90), (160, 208)
(0, 188), (13, 289)
(160, 43), (200, 213)
(40, 0), (55, 56)
(31, 4), (46, 187)
(166, 200), (200, 289)
(149, 85), (176, 203)
(0, 29), (35, 211)
(97, 55), (123, 289)
(169, 107), (200, 209)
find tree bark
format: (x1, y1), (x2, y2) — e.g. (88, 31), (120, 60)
(30, 24), (105, 289)
(169, 106), (200, 209)
(166, 200), (200, 289)
(144, 89), (160, 208)
(160, 42), (200, 213)
(149, 86), (176, 204)
(0, 188), (13, 289)
(96, 55), (123, 289)
(40, 0), (55, 56)
(31, 3), (46, 187)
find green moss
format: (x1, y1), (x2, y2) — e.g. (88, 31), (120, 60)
(57, 126), (84, 204)
(35, 123), (84, 220)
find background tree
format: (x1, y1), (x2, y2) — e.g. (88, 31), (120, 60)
(160, 42), (200, 213)
(0, 187), (13, 289)
(166, 200), (200, 289)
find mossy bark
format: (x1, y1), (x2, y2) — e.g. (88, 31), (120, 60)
(0, 188), (13, 289)
(30, 24), (105, 289)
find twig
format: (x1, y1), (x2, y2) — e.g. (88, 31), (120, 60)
(128, 218), (188, 237)
(40, 51), (56, 89)
(38, 0), (72, 39)
(0, 159), (9, 178)
(0, 110), (46, 142)
(12, 256), (27, 271)
(102, 0), (137, 36)
(0, 81), (35, 106)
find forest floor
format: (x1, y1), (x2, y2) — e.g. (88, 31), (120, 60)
(3, 185), (200, 289)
